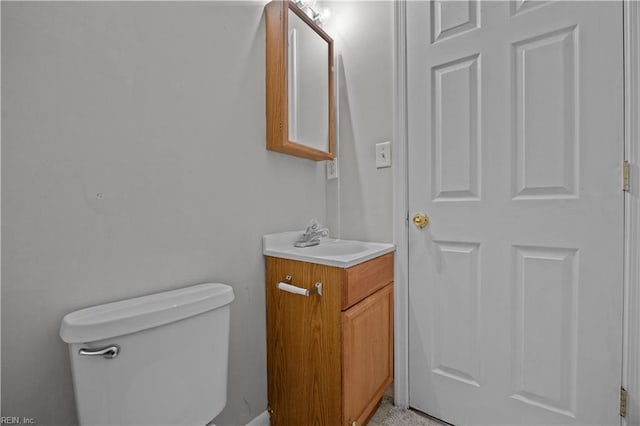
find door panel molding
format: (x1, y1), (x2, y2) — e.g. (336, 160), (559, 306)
(431, 0), (480, 44)
(511, 0), (549, 17)
(431, 241), (481, 388)
(510, 245), (579, 419)
(432, 54), (482, 201)
(511, 26), (579, 200)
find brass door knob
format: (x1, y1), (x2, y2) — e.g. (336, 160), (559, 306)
(412, 213), (430, 229)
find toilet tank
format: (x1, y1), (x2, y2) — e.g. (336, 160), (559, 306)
(60, 283), (234, 426)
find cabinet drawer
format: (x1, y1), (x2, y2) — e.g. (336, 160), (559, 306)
(342, 253), (393, 310)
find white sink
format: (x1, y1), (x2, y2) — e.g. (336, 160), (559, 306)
(263, 231), (395, 268)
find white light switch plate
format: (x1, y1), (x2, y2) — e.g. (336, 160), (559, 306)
(376, 141), (392, 168)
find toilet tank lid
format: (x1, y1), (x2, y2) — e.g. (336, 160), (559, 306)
(60, 283), (234, 343)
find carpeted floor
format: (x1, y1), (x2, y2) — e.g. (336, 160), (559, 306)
(369, 397), (448, 426)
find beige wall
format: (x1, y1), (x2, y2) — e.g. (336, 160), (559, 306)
(326, 1), (395, 244)
(1, 1), (394, 425)
(1, 2), (327, 425)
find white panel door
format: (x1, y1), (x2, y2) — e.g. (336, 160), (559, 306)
(407, 1), (624, 425)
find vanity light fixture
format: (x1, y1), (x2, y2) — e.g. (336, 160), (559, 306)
(291, 0), (330, 27)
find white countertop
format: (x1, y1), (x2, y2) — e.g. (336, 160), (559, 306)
(263, 231), (395, 268)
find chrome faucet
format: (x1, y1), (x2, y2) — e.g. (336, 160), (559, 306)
(294, 220), (329, 248)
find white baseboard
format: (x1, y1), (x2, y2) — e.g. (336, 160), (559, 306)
(246, 411), (270, 426)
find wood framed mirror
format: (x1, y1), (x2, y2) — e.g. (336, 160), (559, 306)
(265, 0), (334, 161)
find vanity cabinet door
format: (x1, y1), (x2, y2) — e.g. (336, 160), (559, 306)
(265, 256), (343, 426)
(342, 284), (394, 426)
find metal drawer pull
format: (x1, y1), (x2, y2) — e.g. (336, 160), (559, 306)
(79, 344), (120, 359)
(277, 276), (322, 297)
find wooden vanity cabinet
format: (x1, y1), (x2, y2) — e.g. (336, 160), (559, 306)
(266, 253), (394, 426)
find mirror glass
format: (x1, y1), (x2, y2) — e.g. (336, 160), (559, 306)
(287, 10), (329, 153)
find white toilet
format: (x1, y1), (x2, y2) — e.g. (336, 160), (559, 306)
(60, 283), (234, 426)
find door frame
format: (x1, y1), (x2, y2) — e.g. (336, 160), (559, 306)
(392, 1), (640, 424)
(623, 1), (640, 424)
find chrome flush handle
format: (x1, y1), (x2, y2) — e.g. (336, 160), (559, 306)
(79, 344), (120, 359)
